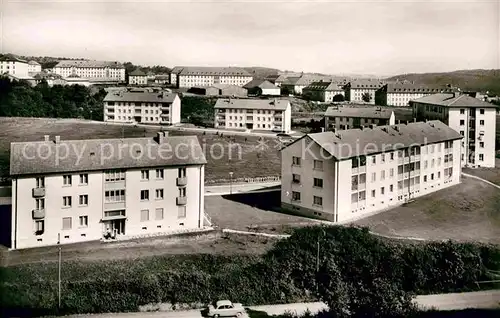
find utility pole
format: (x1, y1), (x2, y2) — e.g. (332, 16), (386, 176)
(229, 171), (233, 195)
(315, 229), (321, 294)
(57, 233), (62, 309)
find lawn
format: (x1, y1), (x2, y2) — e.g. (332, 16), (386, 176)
(463, 158), (500, 186)
(354, 176), (500, 244)
(0, 117), (281, 183)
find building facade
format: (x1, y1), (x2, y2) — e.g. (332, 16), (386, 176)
(344, 80), (384, 104)
(324, 106), (395, 131)
(53, 60), (126, 83)
(376, 83), (453, 107)
(10, 133), (207, 249)
(281, 121), (462, 223)
(170, 66), (253, 88)
(411, 93), (497, 168)
(128, 69), (148, 86)
(0, 55), (30, 78)
(28, 60), (42, 75)
(188, 84), (247, 97)
(103, 90), (181, 125)
(243, 79), (281, 96)
(214, 98), (292, 133)
(281, 75), (337, 95)
(302, 81), (346, 102)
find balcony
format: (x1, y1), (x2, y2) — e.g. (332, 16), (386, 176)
(176, 196), (187, 205)
(177, 177), (187, 186)
(32, 187), (45, 198)
(160, 113), (169, 117)
(32, 209), (45, 219)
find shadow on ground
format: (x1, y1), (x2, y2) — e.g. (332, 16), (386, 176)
(221, 190), (281, 211)
(0, 204), (11, 248)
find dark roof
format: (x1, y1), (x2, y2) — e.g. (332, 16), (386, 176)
(383, 83), (454, 93)
(129, 69), (146, 76)
(347, 79), (384, 89)
(214, 98), (290, 110)
(304, 81), (345, 91)
(103, 91), (178, 103)
(284, 75), (337, 86)
(243, 79), (278, 89)
(55, 60), (124, 69)
(410, 93), (496, 108)
(28, 60), (41, 65)
(287, 120), (462, 160)
(174, 66), (252, 76)
(325, 106), (394, 119)
(154, 75), (169, 80)
(10, 135), (206, 176)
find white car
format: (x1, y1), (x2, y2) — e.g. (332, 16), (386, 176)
(203, 300), (245, 317)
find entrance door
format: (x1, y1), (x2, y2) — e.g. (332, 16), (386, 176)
(112, 219), (125, 235)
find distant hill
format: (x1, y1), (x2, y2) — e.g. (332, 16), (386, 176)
(243, 67), (280, 79)
(386, 69), (500, 95)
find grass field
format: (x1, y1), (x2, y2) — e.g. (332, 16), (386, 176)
(0, 117), (281, 183)
(463, 158), (500, 186)
(354, 176), (500, 244)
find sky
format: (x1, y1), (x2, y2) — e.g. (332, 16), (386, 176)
(1, 0), (499, 76)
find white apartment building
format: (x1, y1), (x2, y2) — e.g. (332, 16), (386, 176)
(344, 80), (384, 104)
(53, 60), (126, 83)
(281, 120), (462, 222)
(103, 90), (181, 125)
(324, 106), (395, 131)
(9, 133), (207, 250)
(128, 69), (148, 86)
(376, 83), (453, 107)
(28, 60), (42, 74)
(411, 93), (497, 168)
(0, 55), (30, 78)
(171, 66), (253, 88)
(214, 98), (292, 133)
(302, 81), (346, 102)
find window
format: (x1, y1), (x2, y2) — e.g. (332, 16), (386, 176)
(292, 156), (301, 166)
(460, 109), (465, 114)
(79, 174), (88, 185)
(179, 187), (186, 197)
(480, 109), (485, 115)
(313, 160), (323, 171)
(36, 198), (45, 209)
(431, 159), (435, 168)
(292, 174), (301, 183)
(79, 195), (88, 206)
(460, 131), (464, 136)
(155, 188), (164, 199)
(381, 187), (385, 195)
(390, 184), (394, 192)
(62, 217), (72, 230)
(371, 172), (376, 182)
(389, 168), (394, 177)
(79, 216), (88, 227)
(372, 156), (376, 164)
(313, 196), (323, 206)
(459, 120), (465, 126)
(154, 208), (164, 220)
(63, 196), (72, 207)
(371, 190), (376, 198)
(178, 206), (187, 218)
(36, 177), (45, 188)
(292, 191), (301, 201)
(156, 169), (164, 179)
(437, 158), (441, 166)
(63, 175), (72, 186)
(479, 154), (484, 161)
(35, 220), (44, 235)
(438, 172), (441, 179)
(479, 142), (484, 148)
(480, 120), (484, 125)
(313, 178), (323, 188)
(140, 209), (149, 222)
(424, 160), (428, 169)
(424, 175), (427, 182)
(390, 153), (394, 160)
(105, 190), (125, 202)
(381, 170), (386, 181)
(104, 169), (126, 182)
(141, 170), (149, 180)
(430, 145), (434, 153)
(178, 167), (186, 178)
(140, 190), (149, 201)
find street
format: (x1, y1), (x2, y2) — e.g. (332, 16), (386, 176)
(205, 182), (280, 196)
(63, 290), (500, 317)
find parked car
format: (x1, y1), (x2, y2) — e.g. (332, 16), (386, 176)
(202, 300), (245, 317)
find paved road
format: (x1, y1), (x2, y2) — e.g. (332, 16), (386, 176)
(64, 290), (500, 317)
(205, 182), (280, 196)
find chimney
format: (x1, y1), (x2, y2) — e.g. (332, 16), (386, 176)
(157, 132), (164, 143)
(44, 135), (50, 142)
(54, 136), (60, 144)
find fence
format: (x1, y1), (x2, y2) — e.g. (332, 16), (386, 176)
(206, 176), (281, 185)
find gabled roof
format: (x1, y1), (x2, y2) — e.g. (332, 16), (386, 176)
(284, 75), (337, 86)
(325, 106), (393, 119)
(55, 60), (124, 69)
(285, 120), (461, 161)
(211, 83), (246, 90)
(28, 60), (41, 65)
(304, 81), (345, 91)
(173, 66), (252, 76)
(104, 91), (178, 103)
(129, 69), (146, 76)
(214, 98), (290, 110)
(410, 93), (496, 108)
(10, 135), (206, 176)
(243, 79), (278, 89)
(347, 79), (384, 89)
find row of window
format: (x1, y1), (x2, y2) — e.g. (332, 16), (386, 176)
(34, 215), (88, 236)
(104, 168), (186, 182)
(226, 116), (275, 121)
(292, 174), (323, 188)
(460, 119), (485, 126)
(291, 192), (323, 206)
(291, 157), (324, 170)
(226, 122), (276, 129)
(110, 108), (169, 115)
(224, 109), (282, 115)
(107, 102), (171, 107)
(459, 108), (486, 115)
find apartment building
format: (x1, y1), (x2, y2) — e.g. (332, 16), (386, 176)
(128, 69), (148, 86)
(243, 79), (281, 96)
(214, 98), (292, 133)
(302, 81), (346, 102)
(281, 75), (337, 95)
(375, 83), (453, 107)
(324, 106), (395, 131)
(9, 133), (207, 249)
(154, 75), (169, 85)
(344, 80), (384, 104)
(281, 120), (462, 222)
(170, 66), (253, 88)
(411, 93), (497, 168)
(103, 90), (181, 125)
(0, 55), (30, 78)
(28, 60), (42, 75)
(53, 60), (126, 83)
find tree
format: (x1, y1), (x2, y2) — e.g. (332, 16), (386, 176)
(332, 94), (345, 102)
(361, 92), (372, 103)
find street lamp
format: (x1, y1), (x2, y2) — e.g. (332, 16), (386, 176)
(57, 233), (62, 309)
(229, 171), (233, 195)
